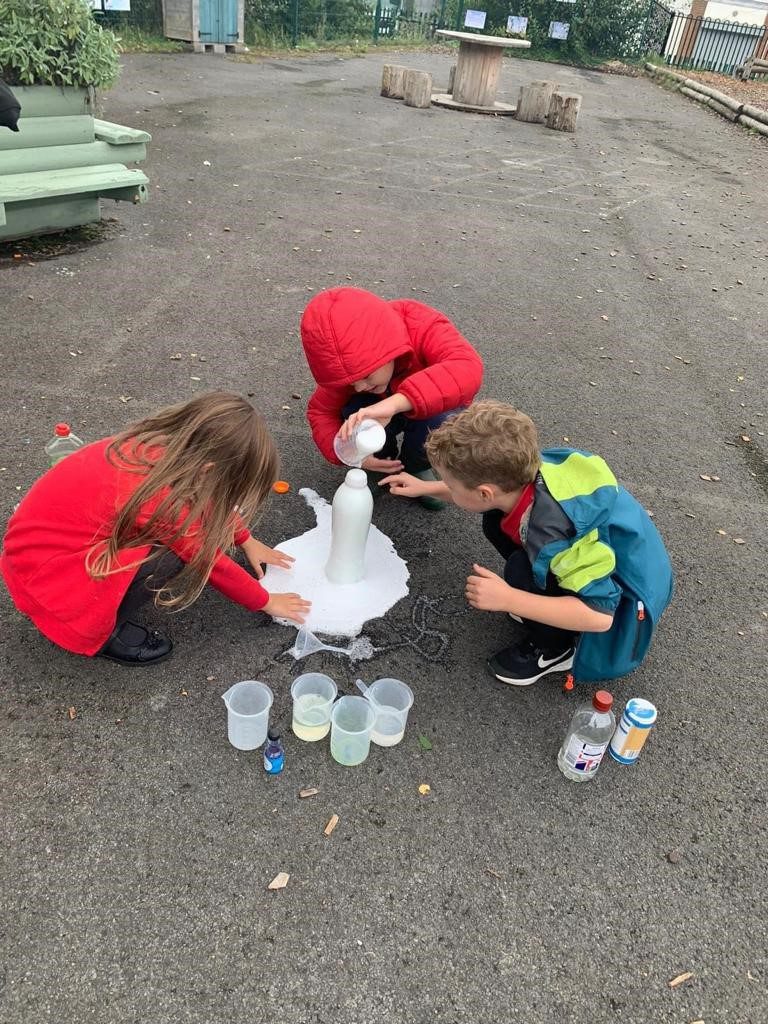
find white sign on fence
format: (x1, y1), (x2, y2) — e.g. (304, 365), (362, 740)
(548, 20), (570, 39)
(464, 10), (488, 29)
(507, 15), (528, 33)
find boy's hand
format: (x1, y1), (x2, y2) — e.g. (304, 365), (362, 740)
(263, 592), (312, 623)
(465, 564), (515, 613)
(362, 455), (404, 473)
(379, 472), (429, 497)
(243, 538), (295, 579)
(339, 394), (412, 441)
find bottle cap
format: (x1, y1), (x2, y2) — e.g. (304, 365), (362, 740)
(55, 423), (71, 437)
(593, 690), (613, 713)
(624, 697), (657, 727)
(267, 729), (280, 741)
(345, 468), (368, 488)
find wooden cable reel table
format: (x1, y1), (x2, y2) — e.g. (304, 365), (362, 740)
(432, 30), (531, 115)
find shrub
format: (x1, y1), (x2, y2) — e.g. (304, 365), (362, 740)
(0, 0), (121, 88)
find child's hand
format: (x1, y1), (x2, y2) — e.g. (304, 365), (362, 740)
(362, 455), (404, 473)
(340, 406), (387, 440)
(263, 592), (312, 623)
(379, 472), (428, 497)
(465, 564), (514, 613)
(243, 538), (295, 579)
(340, 395), (411, 440)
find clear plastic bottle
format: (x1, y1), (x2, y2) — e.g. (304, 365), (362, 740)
(44, 423), (84, 466)
(324, 468), (373, 584)
(557, 689), (615, 782)
(333, 418), (387, 468)
(263, 730), (285, 775)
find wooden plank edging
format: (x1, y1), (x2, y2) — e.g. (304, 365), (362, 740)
(647, 62), (768, 139)
(742, 103), (768, 127)
(738, 113), (768, 137)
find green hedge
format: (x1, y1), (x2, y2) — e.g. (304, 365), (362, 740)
(97, 0), (163, 34)
(463, 0), (651, 62)
(0, 0), (121, 87)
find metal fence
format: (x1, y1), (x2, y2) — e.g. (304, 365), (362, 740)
(243, 0), (449, 47)
(644, 0), (768, 76)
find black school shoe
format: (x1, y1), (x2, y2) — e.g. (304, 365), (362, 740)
(98, 620), (173, 666)
(488, 637), (574, 687)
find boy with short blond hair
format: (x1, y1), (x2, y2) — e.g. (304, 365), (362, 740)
(382, 401), (673, 686)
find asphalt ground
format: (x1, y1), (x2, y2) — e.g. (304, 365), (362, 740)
(1, 50), (767, 1024)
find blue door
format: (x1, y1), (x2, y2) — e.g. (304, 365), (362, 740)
(198, 0), (238, 42)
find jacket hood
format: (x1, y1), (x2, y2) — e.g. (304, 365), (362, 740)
(300, 287), (412, 387)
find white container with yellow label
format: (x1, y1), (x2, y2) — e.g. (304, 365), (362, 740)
(609, 698), (657, 764)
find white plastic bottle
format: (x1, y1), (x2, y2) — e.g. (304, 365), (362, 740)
(44, 423), (84, 466)
(557, 689), (615, 782)
(333, 418), (387, 468)
(325, 468), (373, 584)
(609, 698), (657, 765)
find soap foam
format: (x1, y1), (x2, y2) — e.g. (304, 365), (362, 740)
(262, 488), (410, 638)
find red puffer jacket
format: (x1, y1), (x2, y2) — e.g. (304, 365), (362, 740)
(301, 287), (484, 463)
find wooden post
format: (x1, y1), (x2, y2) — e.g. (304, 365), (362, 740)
(381, 64), (408, 99)
(515, 80), (558, 123)
(447, 63), (456, 94)
(403, 70), (433, 109)
(546, 92), (581, 132)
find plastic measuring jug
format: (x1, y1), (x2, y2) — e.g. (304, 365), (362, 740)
(291, 672), (337, 742)
(221, 680), (273, 750)
(330, 695), (376, 766)
(333, 418), (387, 467)
(356, 677), (414, 747)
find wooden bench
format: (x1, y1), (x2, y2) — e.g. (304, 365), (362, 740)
(0, 99), (151, 242)
(735, 55), (768, 80)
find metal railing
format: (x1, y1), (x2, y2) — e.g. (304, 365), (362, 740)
(644, 0), (768, 76)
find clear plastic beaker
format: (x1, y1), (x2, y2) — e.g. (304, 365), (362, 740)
(333, 418), (387, 467)
(221, 680), (273, 750)
(330, 695), (376, 766)
(291, 672), (337, 742)
(363, 678), (414, 747)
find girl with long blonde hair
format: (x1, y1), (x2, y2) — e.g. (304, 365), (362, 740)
(1, 392), (310, 665)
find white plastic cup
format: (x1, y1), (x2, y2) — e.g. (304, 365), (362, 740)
(221, 680), (273, 750)
(366, 678), (414, 746)
(291, 672), (338, 742)
(333, 418), (387, 467)
(330, 695), (376, 766)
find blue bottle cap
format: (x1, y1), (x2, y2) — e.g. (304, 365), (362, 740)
(624, 698), (657, 727)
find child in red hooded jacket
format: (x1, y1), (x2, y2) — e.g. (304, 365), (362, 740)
(300, 287), (484, 510)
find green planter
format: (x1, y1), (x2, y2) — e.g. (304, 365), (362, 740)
(0, 84), (151, 242)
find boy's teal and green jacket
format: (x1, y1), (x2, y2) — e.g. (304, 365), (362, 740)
(525, 448), (674, 682)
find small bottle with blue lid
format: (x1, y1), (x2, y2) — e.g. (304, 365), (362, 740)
(609, 698), (657, 764)
(263, 729), (285, 774)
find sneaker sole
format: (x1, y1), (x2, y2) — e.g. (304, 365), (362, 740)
(487, 652), (574, 687)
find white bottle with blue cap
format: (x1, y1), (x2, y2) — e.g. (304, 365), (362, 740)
(609, 698), (658, 764)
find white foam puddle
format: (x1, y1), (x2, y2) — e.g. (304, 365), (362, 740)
(262, 487), (410, 638)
